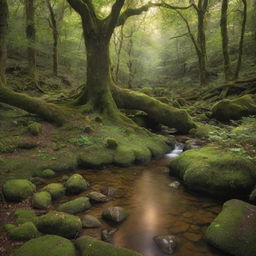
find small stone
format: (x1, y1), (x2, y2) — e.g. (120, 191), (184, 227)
(27, 122), (42, 136)
(65, 174), (89, 195)
(102, 207), (129, 223)
(81, 215), (101, 228)
(101, 229), (117, 243)
(32, 191), (51, 209)
(153, 235), (177, 255)
(88, 192), (109, 203)
(100, 187), (117, 197)
(42, 183), (65, 200)
(40, 169), (55, 178)
(57, 197), (91, 214)
(169, 181), (181, 189)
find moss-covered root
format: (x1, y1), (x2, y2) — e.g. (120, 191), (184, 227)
(0, 86), (65, 125)
(112, 86), (196, 134)
(76, 235), (143, 256)
(206, 199), (256, 256)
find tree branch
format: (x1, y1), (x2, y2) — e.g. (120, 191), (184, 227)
(154, 1), (193, 10)
(107, 0), (125, 30)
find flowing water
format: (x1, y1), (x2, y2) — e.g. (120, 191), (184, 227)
(53, 145), (227, 256)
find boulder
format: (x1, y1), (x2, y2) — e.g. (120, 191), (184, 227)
(75, 235), (143, 256)
(81, 215), (101, 228)
(206, 199), (256, 256)
(88, 192), (108, 203)
(3, 179), (36, 202)
(42, 183), (65, 200)
(212, 95), (256, 121)
(65, 174), (89, 195)
(32, 191), (52, 209)
(102, 207), (129, 223)
(12, 235), (76, 256)
(40, 169), (55, 178)
(5, 222), (40, 241)
(35, 211), (82, 238)
(153, 235), (177, 255)
(57, 197), (91, 214)
(169, 146), (256, 197)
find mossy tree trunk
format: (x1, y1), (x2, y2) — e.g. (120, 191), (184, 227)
(25, 0), (37, 79)
(0, 0), (8, 86)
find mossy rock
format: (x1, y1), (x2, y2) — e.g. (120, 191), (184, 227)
(206, 199), (256, 256)
(27, 122), (42, 136)
(105, 138), (118, 149)
(3, 179), (36, 202)
(32, 191), (52, 209)
(169, 146), (256, 197)
(12, 235), (76, 256)
(40, 169), (55, 178)
(76, 235), (143, 256)
(6, 222), (40, 241)
(42, 183), (65, 200)
(14, 209), (37, 224)
(190, 124), (220, 139)
(57, 197), (91, 214)
(35, 211), (82, 238)
(212, 95), (256, 121)
(65, 174), (89, 195)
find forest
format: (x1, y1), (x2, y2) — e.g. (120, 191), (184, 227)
(0, 0), (256, 255)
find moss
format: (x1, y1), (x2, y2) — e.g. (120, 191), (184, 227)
(65, 174), (89, 195)
(7, 222), (40, 241)
(212, 94), (256, 121)
(105, 137), (118, 149)
(113, 145), (136, 167)
(42, 183), (65, 200)
(27, 122), (42, 136)
(35, 211), (82, 238)
(57, 197), (91, 214)
(12, 235), (76, 256)
(14, 209), (37, 224)
(206, 199), (256, 256)
(76, 235), (143, 256)
(40, 169), (55, 178)
(3, 179), (36, 202)
(169, 146), (256, 197)
(32, 191), (52, 209)
(190, 124), (220, 139)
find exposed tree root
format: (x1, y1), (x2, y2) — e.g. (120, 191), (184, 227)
(0, 86), (66, 125)
(112, 86), (196, 133)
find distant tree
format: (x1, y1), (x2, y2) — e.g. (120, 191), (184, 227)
(0, 0), (8, 86)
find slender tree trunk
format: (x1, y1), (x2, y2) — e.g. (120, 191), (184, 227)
(53, 29), (58, 76)
(197, 11), (207, 85)
(114, 25), (124, 82)
(0, 0), (8, 86)
(235, 0), (247, 79)
(25, 0), (37, 79)
(220, 0), (233, 81)
(127, 37), (135, 89)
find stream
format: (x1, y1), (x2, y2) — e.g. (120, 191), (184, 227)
(52, 145), (227, 256)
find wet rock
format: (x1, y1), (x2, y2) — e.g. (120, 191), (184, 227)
(57, 197), (91, 214)
(101, 229), (117, 243)
(102, 207), (129, 223)
(88, 191), (109, 203)
(81, 215), (101, 228)
(100, 187), (117, 197)
(169, 181), (181, 189)
(12, 235), (76, 256)
(75, 235), (143, 256)
(42, 183), (65, 200)
(35, 211), (82, 238)
(153, 235), (178, 255)
(3, 179), (36, 202)
(40, 169), (55, 178)
(5, 222), (40, 241)
(32, 191), (52, 209)
(206, 199), (256, 256)
(65, 174), (89, 195)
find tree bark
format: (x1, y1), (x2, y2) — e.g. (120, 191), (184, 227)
(25, 0), (37, 79)
(0, 0), (8, 86)
(234, 0), (247, 79)
(220, 0), (233, 81)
